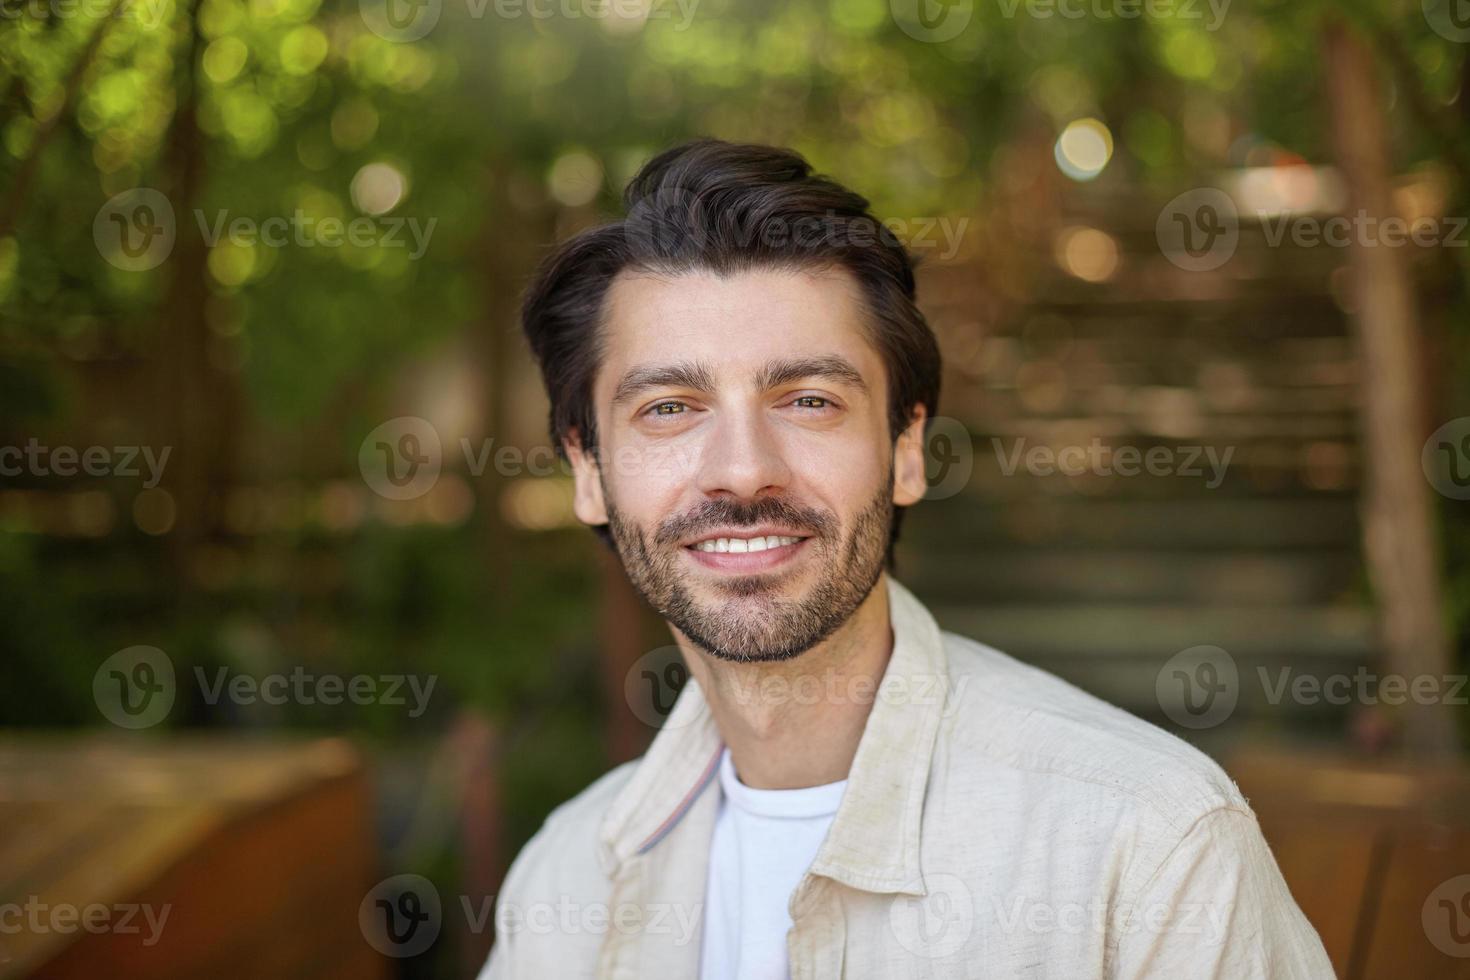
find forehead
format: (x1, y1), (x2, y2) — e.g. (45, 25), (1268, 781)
(597, 266), (880, 383)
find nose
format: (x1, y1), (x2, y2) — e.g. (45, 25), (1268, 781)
(693, 409), (793, 502)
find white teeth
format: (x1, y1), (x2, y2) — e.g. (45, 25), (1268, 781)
(692, 535), (803, 554)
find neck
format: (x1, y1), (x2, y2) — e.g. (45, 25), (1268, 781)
(673, 574), (894, 790)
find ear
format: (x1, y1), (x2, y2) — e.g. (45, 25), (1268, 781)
(564, 429), (609, 527)
(892, 405), (928, 508)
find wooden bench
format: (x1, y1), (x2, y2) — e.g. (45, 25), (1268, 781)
(1230, 746), (1470, 979)
(0, 736), (386, 980)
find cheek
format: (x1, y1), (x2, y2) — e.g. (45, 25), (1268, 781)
(602, 442), (696, 515)
(784, 427), (891, 509)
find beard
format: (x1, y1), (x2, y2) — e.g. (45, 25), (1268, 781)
(604, 478), (894, 663)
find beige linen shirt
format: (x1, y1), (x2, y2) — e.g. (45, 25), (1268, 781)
(480, 576), (1333, 979)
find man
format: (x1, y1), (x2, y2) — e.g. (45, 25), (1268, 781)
(480, 139), (1332, 979)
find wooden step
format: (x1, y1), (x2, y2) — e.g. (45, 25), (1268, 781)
(903, 548), (1360, 605)
(901, 495), (1360, 550)
(929, 602), (1374, 662)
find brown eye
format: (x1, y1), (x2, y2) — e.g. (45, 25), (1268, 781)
(651, 402), (686, 415)
(794, 396), (829, 409)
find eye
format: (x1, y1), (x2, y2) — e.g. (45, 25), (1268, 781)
(792, 395), (830, 409)
(646, 400), (688, 417)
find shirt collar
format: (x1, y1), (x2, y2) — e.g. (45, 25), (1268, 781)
(597, 575), (948, 897)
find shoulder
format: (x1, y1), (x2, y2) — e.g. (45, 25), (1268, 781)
(479, 762), (639, 979)
(499, 760), (639, 902)
(938, 631), (1249, 833)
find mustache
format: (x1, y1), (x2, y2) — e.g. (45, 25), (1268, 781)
(654, 496), (837, 546)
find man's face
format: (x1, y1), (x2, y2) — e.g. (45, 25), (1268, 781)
(567, 266), (928, 663)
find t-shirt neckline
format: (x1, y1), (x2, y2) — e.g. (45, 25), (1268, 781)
(716, 747), (848, 819)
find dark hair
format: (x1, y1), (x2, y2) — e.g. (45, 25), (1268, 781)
(520, 138), (942, 550)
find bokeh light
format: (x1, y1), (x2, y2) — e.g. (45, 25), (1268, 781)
(1053, 226), (1120, 283)
(350, 162), (406, 216)
(547, 151), (605, 207)
(1054, 118), (1113, 182)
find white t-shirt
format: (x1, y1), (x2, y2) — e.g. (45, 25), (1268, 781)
(698, 748), (847, 980)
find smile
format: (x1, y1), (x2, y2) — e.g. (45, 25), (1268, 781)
(689, 534), (804, 554)
(682, 530), (812, 574)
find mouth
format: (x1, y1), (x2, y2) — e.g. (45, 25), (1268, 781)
(682, 529), (812, 574)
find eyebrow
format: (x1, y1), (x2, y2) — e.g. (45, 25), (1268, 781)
(611, 361), (718, 407)
(755, 355), (868, 395)
(611, 354), (870, 408)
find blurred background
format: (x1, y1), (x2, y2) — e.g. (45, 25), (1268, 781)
(2, 0), (1470, 975)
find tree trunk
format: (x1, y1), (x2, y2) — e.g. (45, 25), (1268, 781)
(152, 0), (239, 586)
(1323, 21), (1457, 756)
